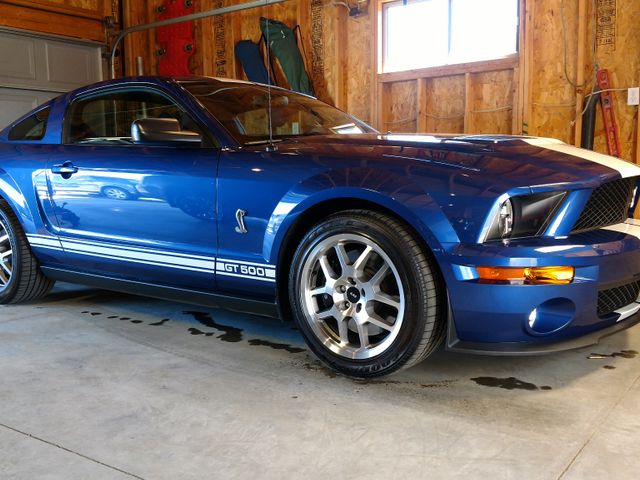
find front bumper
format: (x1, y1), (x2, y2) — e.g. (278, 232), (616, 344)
(446, 307), (640, 354)
(441, 221), (640, 354)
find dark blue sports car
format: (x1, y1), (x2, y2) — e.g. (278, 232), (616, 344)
(2, 76), (640, 377)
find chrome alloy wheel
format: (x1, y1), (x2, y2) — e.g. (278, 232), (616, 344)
(300, 233), (406, 360)
(0, 218), (14, 290)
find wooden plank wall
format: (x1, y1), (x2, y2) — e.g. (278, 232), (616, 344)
(0, 0), (114, 43)
(121, 0), (639, 162)
(121, 0), (343, 108)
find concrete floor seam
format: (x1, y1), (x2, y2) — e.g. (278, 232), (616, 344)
(555, 370), (640, 479)
(0, 422), (146, 480)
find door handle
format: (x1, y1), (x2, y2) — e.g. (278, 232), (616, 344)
(51, 162), (78, 178)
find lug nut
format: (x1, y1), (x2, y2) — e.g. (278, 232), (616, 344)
(345, 302), (351, 309)
(338, 285), (346, 293)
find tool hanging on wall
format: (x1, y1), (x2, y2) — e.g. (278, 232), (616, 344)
(235, 39), (275, 85)
(580, 88), (600, 151)
(259, 17), (314, 96)
(596, 69), (622, 158)
(156, 0), (196, 76)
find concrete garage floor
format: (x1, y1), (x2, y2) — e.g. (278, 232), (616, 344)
(1, 283), (639, 480)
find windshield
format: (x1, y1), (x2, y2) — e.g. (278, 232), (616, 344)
(182, 81), (375, 145)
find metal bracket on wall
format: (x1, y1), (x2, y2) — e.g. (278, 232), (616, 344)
(109, 0), (289, 79)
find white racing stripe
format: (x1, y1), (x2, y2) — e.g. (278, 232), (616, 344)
(60, 240), (216, 271)
(62, 236), (216, 261)
(62, 247), (216, 274)
(523, 137), (640, 179)
(26, 234), (63, 249)
(26, 234), (276, 282)
(603, 219), (640, 239)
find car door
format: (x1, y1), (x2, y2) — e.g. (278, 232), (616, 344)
(46, 86), (219, 292)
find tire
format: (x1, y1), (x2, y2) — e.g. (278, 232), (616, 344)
(0, 200), (55, 304)
(289, 210), (445, 378)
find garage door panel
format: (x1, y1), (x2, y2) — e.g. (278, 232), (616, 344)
(0, 34), (37, 82)
(0, 29), (103, 131)
(44, 40), (101, 88)
(0, 30), (102, 92)
(0, 88), (57, 131)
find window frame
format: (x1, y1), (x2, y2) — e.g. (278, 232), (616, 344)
(380, 0), (520, 75)
(62, 86), (217, 148)
(8, 106), (52, 142)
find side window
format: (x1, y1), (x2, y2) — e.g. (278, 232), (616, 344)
(64, 89), (204, 145)
(9, 107), (51, 141)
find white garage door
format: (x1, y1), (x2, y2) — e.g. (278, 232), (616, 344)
(0, 28), (103, 131)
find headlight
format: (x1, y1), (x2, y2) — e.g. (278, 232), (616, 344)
(484, 191), (567, 242)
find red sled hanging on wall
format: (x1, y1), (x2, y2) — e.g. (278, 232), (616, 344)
(156, 0), (196, 76)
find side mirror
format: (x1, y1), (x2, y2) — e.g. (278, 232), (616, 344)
(131, 118), (202, 145)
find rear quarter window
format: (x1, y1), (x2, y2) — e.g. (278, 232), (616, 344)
(8, 107), (51, 141)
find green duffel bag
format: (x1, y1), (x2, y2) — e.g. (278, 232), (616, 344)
(259, 17), (314, 96)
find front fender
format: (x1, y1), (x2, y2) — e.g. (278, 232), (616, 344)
(264, 168), (460, 264)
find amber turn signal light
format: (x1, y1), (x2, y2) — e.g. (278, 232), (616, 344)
(476, 266), (575, 285)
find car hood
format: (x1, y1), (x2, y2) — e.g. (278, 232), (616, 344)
(241, 133), (640, 245)
(256, 133), (640, 190)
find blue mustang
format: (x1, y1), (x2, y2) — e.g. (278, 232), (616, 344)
(1, 76), (640, 377)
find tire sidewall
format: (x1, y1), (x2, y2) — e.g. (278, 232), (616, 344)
(0, 205), (22, 302)
(289, 214), (432, 377)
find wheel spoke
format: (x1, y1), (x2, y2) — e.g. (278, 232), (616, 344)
(334, 242), (350, 273)
(310, 285), (331, 297)
(337, 317), (350, 344)
(373, 292), (401, 310)
(314, 305), (342, 323)
(318, 254), (338, 280)
(0, 258), (11, 275)
(369, 263), (390, 287)
(365, 313), (395, 332)
(0, 221), (12, 287)
(352, 245), (373, 273)
(355, 321), (370, 349)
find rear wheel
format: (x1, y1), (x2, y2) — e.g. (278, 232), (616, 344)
(0, 200), (55, 304)
(289, 210), (445, 378)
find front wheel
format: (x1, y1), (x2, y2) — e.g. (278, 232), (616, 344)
(289, 210), (445, 378)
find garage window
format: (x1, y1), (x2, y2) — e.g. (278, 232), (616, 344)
(382, 0), (519, 73)
(8, 107), (51, 141)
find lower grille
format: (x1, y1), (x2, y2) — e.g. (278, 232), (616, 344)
(598, 280), (640, 317)
(572, 177), (636, 234)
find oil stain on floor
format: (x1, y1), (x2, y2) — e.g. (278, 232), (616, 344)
(184, 310), (243, 343)
(471, 376), (552, 391)
(588, 350), (638, 359)
(81, 308), (306, 356)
